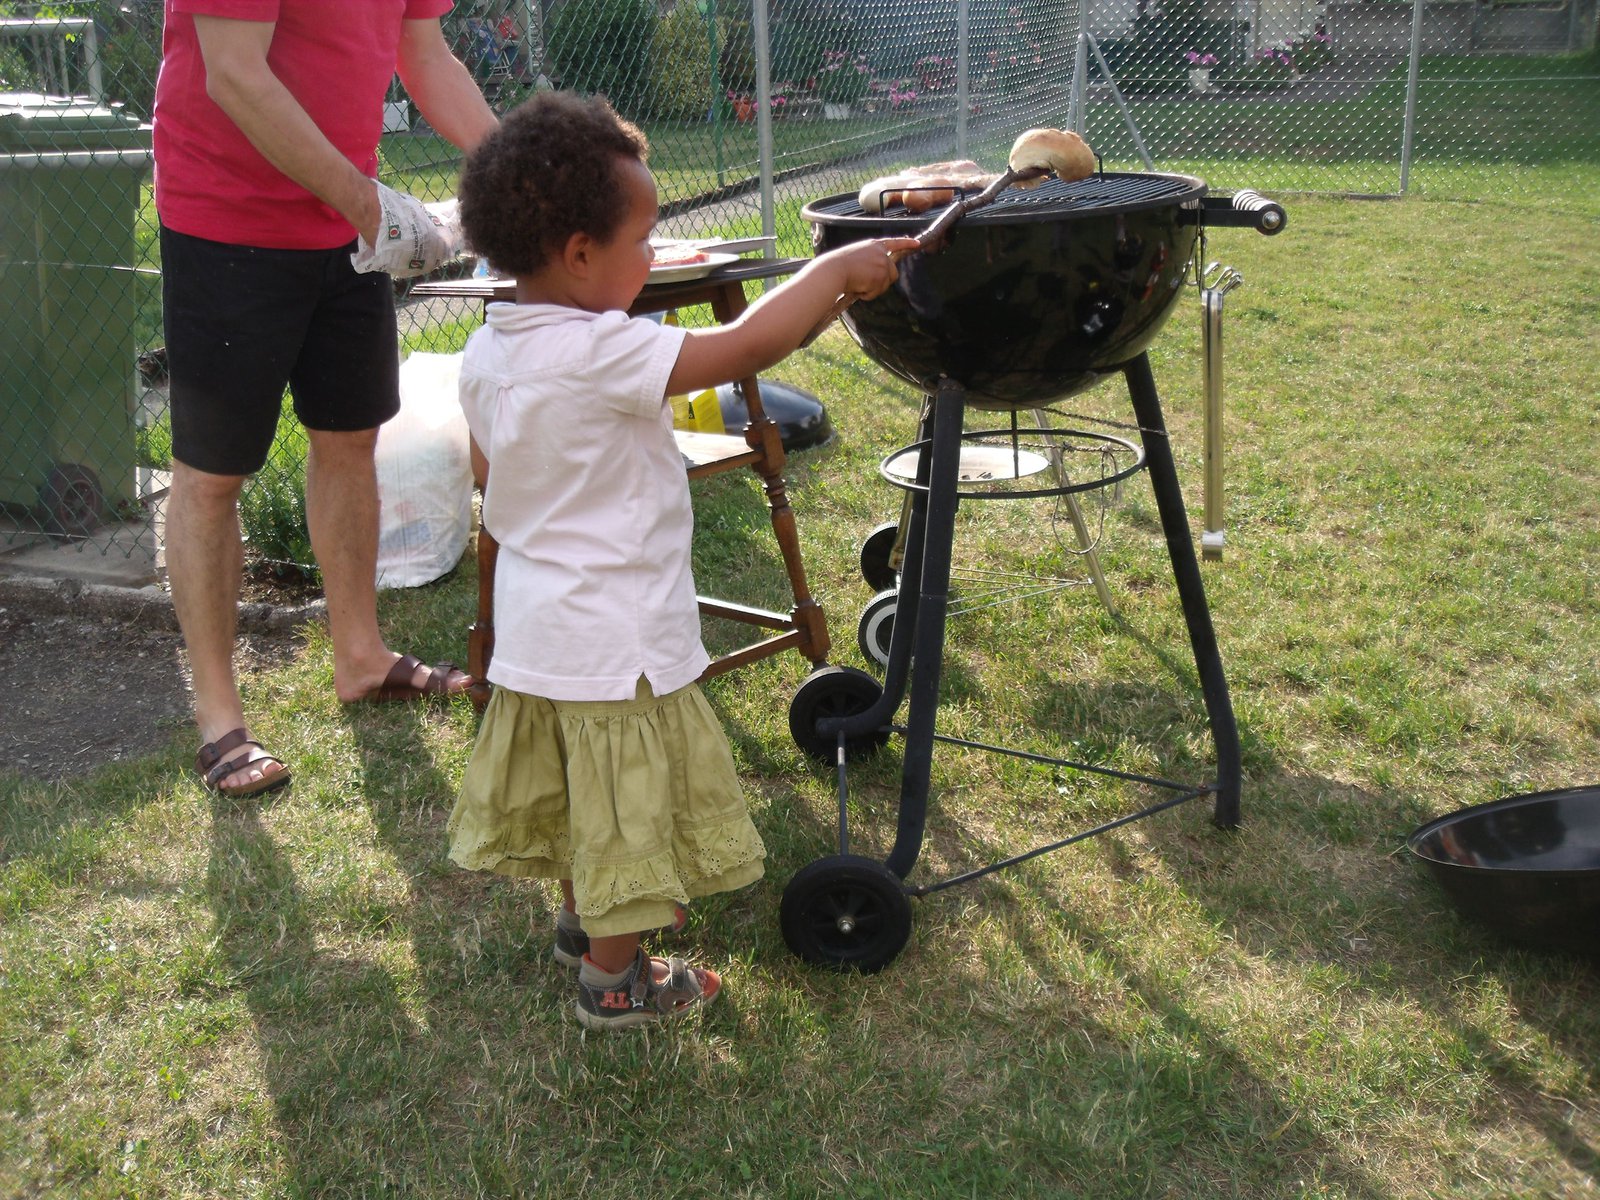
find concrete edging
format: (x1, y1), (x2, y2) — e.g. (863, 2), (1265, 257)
(0, 572), (325, 634)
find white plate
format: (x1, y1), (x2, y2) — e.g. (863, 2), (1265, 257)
(648, 250), (739, 283)
(653, 235), (776, 256)
(884, 445), (1052, 482)
(693, 235), (777, 256)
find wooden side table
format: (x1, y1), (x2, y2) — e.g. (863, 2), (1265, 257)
(410, 257), (831, 696)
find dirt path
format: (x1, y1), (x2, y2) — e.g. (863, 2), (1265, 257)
(0, 584), (309, 783)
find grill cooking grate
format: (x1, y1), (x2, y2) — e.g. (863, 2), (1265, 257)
(815, 171), (1205, 224)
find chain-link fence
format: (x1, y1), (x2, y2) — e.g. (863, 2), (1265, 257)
(0, 0), (1594, 568)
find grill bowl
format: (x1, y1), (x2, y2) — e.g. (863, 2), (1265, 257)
(1407, 786), (1600, 958)
(803, 172), (1206, 408)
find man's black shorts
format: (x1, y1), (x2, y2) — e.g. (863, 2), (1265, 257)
(160, 225), (400, 476)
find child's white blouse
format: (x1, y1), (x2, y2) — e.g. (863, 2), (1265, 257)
(458, 302), (709, 702)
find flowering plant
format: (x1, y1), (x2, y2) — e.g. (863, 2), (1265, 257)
(916, 54), (956, 91)
(1229, 41), (1297, 88)
(1185, 51), (1218, 67)
(816, 50), (871, 104)
(1256, 44), (1295, 71)
(1290, 29), (1333, 71)
(887, 82), (919, 109)
(986, 7), (1044, 95)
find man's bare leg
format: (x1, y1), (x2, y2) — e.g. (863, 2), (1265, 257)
(305, 427), (471, 701)
(167, 460), (286, 790)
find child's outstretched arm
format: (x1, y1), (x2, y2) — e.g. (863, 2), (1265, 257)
(666, 236), (921, 396)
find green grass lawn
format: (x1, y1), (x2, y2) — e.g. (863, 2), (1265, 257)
(7, 161), (1600, 1195)
(1085, 48), (1600, 196)
(378, 103), (960, 210)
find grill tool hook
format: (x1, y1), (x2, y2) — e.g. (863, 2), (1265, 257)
(1200, 263), (1244, 561)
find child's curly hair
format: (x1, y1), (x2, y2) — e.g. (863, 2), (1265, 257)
(459, 92), (650, 277)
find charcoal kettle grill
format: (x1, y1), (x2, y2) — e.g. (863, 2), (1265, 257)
(780, 170), (1286, 972)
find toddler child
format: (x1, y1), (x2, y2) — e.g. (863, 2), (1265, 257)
(446, 91), (915, 1030)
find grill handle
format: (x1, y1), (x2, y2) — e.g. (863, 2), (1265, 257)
(1187, 191), (1288, 235)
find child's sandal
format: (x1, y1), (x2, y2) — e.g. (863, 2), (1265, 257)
(552, 905), (688, 969)
(575, 949), (720, 1031)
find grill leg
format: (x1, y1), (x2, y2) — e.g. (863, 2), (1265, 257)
(875, 402), (933, 713)
(817, 379), (965, 879)
(884, 377), (967, 877)
(1124, 354), (1242, 828)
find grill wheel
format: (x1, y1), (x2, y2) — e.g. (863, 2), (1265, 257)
(780, 854), (913, 973)
(857, 589), (898, 670)
(858, 520), (901, 591)
(787, 665), (889, 763)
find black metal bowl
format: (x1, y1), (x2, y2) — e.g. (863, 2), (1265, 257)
(802, 172), (1206, 409)
(1407, 786), (1600, 957)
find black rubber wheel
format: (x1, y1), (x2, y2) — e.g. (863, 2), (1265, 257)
(38, 463), (104, 539)
(856, 588), (898, 670)
(858, 521), (901, 591)
(787, 665), (888, 763)
(780, 854), (913, 973)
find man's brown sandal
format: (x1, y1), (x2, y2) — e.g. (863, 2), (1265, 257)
(351, 654), (473, 704)
(575, 949), (720, 1031)
(196, 728), (291, 798)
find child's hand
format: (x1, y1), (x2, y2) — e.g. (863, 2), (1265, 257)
(670, 235), (921, 392)
(827, 236), (922, 302)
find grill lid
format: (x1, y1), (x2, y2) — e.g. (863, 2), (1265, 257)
(808, 170), (1207, 227)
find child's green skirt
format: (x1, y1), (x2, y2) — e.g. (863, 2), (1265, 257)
(448, 678), (765, 937)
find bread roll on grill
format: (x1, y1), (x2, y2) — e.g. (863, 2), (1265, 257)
(1007, 127), (1095, 182)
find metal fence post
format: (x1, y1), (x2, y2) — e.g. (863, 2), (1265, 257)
(1400, 0), (1426, 195)
(708, 0), (726, 186)
(957, 0), (971, 159)
(518, 0), (540, 77)
(752, 0), (776, 264)
(1068, 28), (1088, 131)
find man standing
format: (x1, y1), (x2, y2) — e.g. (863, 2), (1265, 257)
(154, 2), (498, 796)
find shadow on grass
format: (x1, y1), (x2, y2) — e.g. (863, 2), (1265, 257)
(1138, 763), (1600, 1189)
(859, 742), (1596, 1189)
(768, 713), (1398, 1189)
(864, 666), (1600, 1192)
(202, 692), (548, 1193)
(769, 560), (1599, 1191)
(205, 783), (453, 1193)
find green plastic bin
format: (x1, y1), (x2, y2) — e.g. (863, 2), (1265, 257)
(0, 92), (152, 535)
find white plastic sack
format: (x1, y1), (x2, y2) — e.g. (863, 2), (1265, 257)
(375, 352), (473, 589)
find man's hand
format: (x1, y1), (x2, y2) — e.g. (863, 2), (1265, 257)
(350, 182), (464, 279)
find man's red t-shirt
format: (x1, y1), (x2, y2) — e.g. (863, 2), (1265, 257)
(153, 0), (452, 250)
